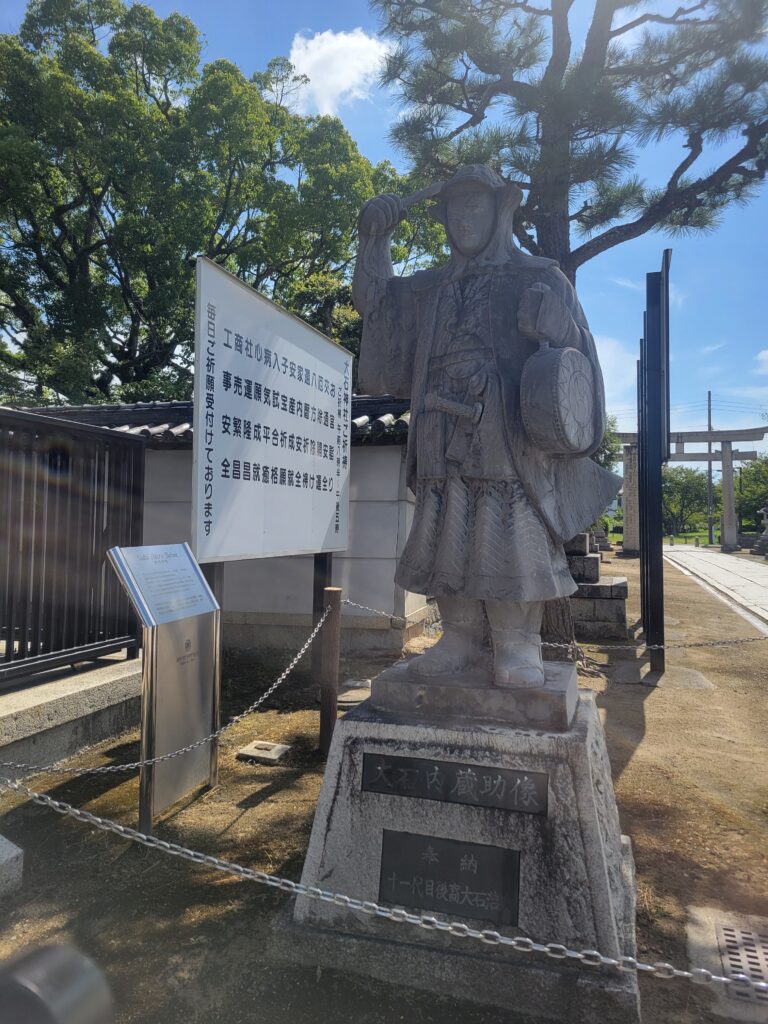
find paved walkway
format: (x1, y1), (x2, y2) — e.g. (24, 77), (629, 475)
(663, 546), (768, 626)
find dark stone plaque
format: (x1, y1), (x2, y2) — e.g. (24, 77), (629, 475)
(362, 753), (548, 816)
(378, 830), (519, 926)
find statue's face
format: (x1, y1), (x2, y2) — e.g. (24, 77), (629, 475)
(446, 189), (496, 255)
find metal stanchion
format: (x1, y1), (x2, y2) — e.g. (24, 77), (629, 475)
(318, 587), (342, 756)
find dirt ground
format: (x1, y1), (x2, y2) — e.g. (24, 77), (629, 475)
(0, 553), (766, 1024)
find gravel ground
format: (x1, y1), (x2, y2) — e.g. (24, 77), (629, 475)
(0, 553), (766, 1024)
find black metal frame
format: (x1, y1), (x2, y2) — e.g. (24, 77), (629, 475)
(638, 250), (671, 673)
(0, 408), (145, 688)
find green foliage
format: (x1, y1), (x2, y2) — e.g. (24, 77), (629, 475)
(736, 455), (768, 531)
(0, 1), (407, 402)
(373, 0), (768, 277)
(662, 465), (712, 535)
(591, 414), (621, 472)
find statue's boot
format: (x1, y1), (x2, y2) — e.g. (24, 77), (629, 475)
(485, 599), (545, 689)
(408, 597), (485, 680)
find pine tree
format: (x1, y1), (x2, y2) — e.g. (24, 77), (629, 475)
(374, 0), (768, 280)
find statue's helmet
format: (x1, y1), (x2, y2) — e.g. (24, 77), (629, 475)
(431, 164), (523, 229)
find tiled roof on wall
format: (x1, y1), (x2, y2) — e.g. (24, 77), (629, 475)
(21, 397), (411, 449)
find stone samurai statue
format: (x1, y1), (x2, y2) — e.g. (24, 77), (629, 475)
(352, 164), (620, 690)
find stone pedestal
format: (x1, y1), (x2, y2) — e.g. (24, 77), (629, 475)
(372, 661), (578, 731)
(751, 510), (768, 556)
(566, 534), (629, 640)
(621, 444), (640, 557)
(284, 693), (640, 1023)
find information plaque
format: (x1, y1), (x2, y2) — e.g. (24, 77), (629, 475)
(108, 543), (220, 832)
(379, 830), (520, 927)
(362, 753), (548, 816)
(192, 256), (353, 563)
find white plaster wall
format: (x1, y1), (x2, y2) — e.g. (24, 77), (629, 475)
(142, 445), (424, 621)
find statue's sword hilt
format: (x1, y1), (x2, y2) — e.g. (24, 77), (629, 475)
(424, 392), (483, 424)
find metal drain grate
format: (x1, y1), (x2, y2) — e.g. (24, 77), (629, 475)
(717, 924), (768, 1005)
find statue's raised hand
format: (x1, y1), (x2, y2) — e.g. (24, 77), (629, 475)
(518, 283), (571, 345)
(358, 194), (405, 237)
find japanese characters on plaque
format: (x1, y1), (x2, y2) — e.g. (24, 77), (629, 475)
(192, 257), (353, 562)
(362, 754), (548, 816)
(379, 831), (520, 927)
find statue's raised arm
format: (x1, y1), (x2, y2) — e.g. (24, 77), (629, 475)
(351, 194), (404, 312)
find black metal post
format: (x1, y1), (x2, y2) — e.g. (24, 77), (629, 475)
(637, 250), (671, 676)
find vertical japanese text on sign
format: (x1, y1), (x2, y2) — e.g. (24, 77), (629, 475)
(192, 258), (353, 562)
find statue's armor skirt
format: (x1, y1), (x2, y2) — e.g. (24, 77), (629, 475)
(395, 275), (575, 602)
(395, 476), (574, 602)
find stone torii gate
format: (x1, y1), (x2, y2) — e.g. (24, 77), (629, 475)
(619, 426), (768, 554)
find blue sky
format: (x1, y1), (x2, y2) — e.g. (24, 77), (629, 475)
(4, 0), (768, 463)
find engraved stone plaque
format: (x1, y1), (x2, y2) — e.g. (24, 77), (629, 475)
(362, 753), (548, 815)
(378, 830), (519, 926)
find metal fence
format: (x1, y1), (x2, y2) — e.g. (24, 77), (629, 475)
(0, 408), (145, 688)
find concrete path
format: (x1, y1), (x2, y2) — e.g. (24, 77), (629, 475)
(663, 546), (768, 626)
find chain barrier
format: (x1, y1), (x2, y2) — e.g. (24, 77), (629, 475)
(0, 775), (764, 999)
(0, 606), (332, 779)
(341, 599), (768, 655)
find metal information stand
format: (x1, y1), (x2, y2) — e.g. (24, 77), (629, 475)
(107, 543), (221, 833)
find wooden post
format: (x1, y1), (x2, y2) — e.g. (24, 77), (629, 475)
(319, 586), (342, 756)
(311, 552), (333, 679)
(201, 562), (225, 608)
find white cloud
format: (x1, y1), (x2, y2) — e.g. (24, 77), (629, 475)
(609, 276), (685, 308)
(754, 349), (768, 376)
(289, 28), (390, 116)
(609, 276), (643, 293)
(700, 342), (725, 355)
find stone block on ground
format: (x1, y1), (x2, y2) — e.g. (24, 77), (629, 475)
(236, 741), (292, 765)
(564, 533), (590, 556)
(567, 553), (601, 583)
(283, 695), (639, 1023)
(338, 679), (372, 709)
(572, 620), (629, 641)
(0, 834), (23, 897)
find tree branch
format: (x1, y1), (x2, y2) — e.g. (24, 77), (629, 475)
(610, 2), (713, 37)
(569, 121), (768, 272)
(666, 130), (703, 190)
(542, 0), (574, 88)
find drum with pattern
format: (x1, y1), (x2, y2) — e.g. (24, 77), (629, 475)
(520, 343), (596, 455)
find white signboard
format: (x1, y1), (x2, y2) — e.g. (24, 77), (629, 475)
(112, 544), (217, 626)
(192, 257), (353, 563)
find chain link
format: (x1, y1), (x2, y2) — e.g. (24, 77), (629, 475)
(341, 599), (768, 654)
(0, 776), (765, 999)
(342, 599), (408, 624)
(0, 606), (332, 779)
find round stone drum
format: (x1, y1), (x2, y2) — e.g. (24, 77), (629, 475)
(520, 343), (596, 455)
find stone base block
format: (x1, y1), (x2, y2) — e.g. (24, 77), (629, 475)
(235, 740), (291, 765)
(288, 695), (640, 1023)
(573, 620), (629, 640)
(371, 662), (578, 731)
(0, 834), (23, 897)
(573, 576), (628, 601)
(567, 553), (601, 583)
(564, 533), (589, 556)
(272, 904), (639, 1023)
